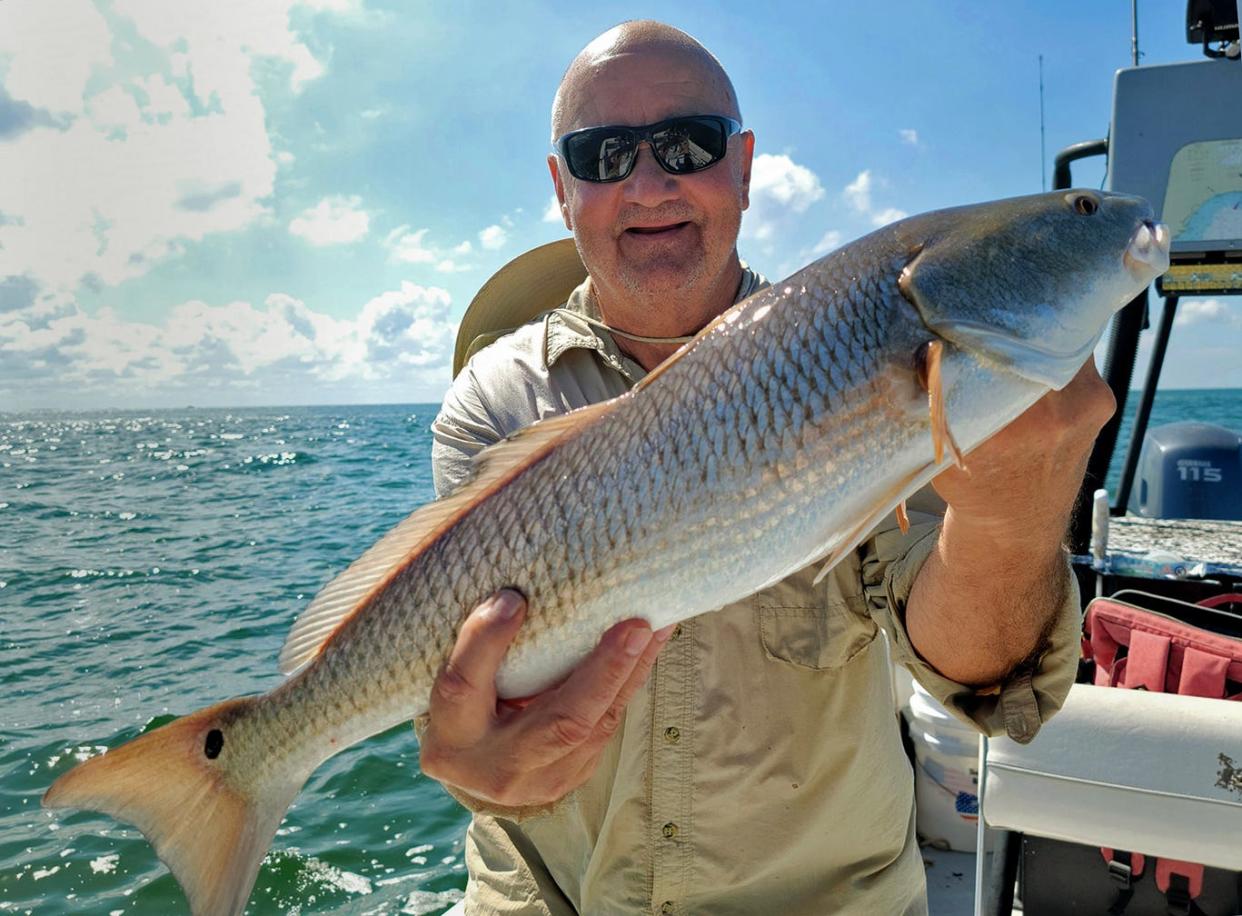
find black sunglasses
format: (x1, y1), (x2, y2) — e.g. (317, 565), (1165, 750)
(555, 115), (743, 183)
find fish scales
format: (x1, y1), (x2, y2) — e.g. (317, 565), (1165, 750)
(42, 191), (1170, 916)
(140, 227), (1000, 762)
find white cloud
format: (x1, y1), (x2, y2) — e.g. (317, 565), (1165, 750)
(288, 195), (370, 246)
(479, 224), (508, 250)
(1177, 297), (1227, 327)
(742, 153), (825, 241)
(844, 170), (874, 214)
(843, 170), (906, 227)
(0, 0), (113, 113)
(0, 282), (457, 407)
(136, 75), (191, 121)
(810, 229), (843, 257)
(1175, 298), (1236, 327)
(87, 87), (144, 134)
(899, 128), (920, 147)
(870, 207), (909, 228)
(543, 195), (564, 223)
(750, 154), (824, 211)
(114, 0), (327, 94)
(384, 226), (436, 264)
(0, 0), (341, 303)
(386, 229), (479, 272)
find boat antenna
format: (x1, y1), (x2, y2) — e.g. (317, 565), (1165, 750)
(1131, 0), (1141, 66)
(1038, 54), (1046, 191)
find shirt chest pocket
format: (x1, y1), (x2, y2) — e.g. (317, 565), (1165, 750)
(755, 566), (877, 671)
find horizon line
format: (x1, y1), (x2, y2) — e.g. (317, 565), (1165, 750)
(4, 387), (1242, 417)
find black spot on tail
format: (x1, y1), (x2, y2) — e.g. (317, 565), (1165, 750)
(204, 729), (224, 759)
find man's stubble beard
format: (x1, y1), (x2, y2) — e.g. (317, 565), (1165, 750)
(611, 210), (742, 330)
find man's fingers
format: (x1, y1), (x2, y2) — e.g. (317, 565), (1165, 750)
(427, 590), (526, 742)
(520, 619), (654, 764)
(568, 622), (672, 763)
(552, 631), (668, 798)
(610, 623), (671, 715)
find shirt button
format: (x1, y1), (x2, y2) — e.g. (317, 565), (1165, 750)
(664, 726), (680, 743)
(671, 624), (683, 640)
(660, 902), (676, 915)
(662, 822), (678, 839)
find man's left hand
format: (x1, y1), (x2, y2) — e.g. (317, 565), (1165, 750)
(931, 359), (1115, 554)
(905, 359), (1115, 687)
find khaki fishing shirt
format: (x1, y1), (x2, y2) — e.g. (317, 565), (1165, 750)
(428, 270), (1081, 915)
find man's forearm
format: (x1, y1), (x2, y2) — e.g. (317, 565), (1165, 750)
(904, 507), (1069, 687)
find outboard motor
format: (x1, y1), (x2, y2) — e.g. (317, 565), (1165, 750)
(1132, 421), (1242, 520)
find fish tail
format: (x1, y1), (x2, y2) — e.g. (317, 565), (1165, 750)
(43, 695), (306, 916)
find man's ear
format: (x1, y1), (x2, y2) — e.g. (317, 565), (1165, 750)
(547, 154), (572, 230)
(738, 130), (755, 211)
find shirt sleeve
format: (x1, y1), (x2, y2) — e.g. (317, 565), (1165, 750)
(861, 514), (1081, 744)
(460, 815), (579, 915)
(430, 362), (505, 498)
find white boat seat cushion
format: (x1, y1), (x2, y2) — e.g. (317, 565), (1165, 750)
(981, 684), (1242, 871)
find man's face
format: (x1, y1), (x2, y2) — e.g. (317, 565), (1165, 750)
(548, 45), (753, 303)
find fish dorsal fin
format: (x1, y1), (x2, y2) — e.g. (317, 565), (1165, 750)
(278, 397), (621, 675)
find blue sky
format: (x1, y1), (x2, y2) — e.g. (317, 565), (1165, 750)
(1, 0), (1239, 410)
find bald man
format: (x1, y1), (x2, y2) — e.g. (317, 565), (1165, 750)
(423, 20), (1100, 915)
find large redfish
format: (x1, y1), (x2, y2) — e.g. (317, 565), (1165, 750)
(44, 190), (1168, 915)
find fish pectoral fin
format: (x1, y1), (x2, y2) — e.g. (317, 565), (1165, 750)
(278, 397), (619, 676)
(918, 339), (966, 470)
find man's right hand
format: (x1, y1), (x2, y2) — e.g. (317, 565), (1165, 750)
(418, 589), (673, 809)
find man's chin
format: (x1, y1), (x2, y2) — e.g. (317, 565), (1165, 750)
(615, 255), (704, 297)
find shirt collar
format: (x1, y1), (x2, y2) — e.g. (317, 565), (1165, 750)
(542, 264), (769, 383)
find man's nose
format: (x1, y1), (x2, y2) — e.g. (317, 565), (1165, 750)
(621, 141), (681, 208)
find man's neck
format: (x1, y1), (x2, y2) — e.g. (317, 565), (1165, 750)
(592, 254), (744, 372)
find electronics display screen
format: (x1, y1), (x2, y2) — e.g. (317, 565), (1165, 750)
(1162, 138), (1242, 249)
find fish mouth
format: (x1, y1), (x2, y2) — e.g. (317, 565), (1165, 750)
(1124, 219), (1171, 281)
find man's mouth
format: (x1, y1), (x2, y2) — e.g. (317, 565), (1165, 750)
(624, 221), (691, 238)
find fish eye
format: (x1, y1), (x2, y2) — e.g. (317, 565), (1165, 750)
(1071, 194), (1099, 216)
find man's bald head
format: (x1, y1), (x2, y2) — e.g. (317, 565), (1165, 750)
(550, 21), (740, 142)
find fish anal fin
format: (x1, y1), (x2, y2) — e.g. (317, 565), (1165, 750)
(43, 697), (306, 916)
(278, 397), (620, 675)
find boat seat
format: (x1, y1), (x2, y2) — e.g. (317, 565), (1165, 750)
(980, 683), (1242, 871)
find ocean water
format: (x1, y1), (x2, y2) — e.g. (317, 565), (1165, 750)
(1, 391), (1240, 914)
(0, 405), (465, 915)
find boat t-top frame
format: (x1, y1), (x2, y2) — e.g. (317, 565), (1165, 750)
(1066, 29), (1242, 554)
